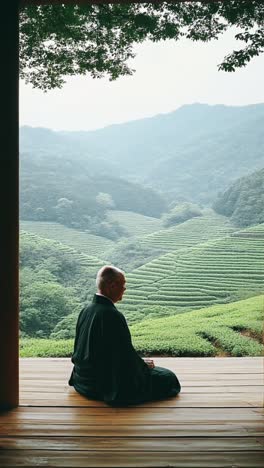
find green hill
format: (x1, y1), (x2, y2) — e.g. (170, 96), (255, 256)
(137, 212), (234, 253)
(106, 212), (235, 273)
(20, 219), (264, 328)
(19, 295), (264, 357)
(119, 224), (264, 321)
(213, 167), (264, 227)
(107, 210), (162, 237)
(21, 213), (232, 269)
(20, 231), (107, 337)
(20, 221), (114, 257)
(20, 230), (107, 272)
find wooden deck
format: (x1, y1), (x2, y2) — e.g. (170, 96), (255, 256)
(0, 357), (263, 467)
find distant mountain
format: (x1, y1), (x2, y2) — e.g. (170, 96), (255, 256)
(213, 167), (264, 227)
(20, 103), (264, 204)
(20, 126), (120, 177)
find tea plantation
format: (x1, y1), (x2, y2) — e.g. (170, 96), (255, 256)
(20, 221), (114, 257)
(137, 213), (235, 253)
(107, 210), (163, 236)
(19, 295), (263, 357)
(20, 215), (264, 357)
(130, 295), (264, 357)
(119, 224), (264, 322)
(20, 230), (107, 270)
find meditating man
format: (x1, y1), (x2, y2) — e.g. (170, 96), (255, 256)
(69, 265), (181, 405)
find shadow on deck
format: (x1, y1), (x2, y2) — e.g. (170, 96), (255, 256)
(0, 357), (263, 467)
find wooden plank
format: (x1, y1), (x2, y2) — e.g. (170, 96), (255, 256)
(18, 392), (262, 403)
(19, 362), (263, 371)
(19, 361), (263, 370)
(19, 372), (264, 378)
(1, 408), (263, 425)
(3, 406), (263, 416)
(18, 402), (261, 409)
(18, 393), (263, 408)
(180, 386), (263, 393)
(0, 450), (264, 467)
(19, 384), (263, 393)
(1, 436), (264, 451)
(19, 376), (263, 384)
(19, 386), (263, 393)
(19, 357), (264, 371)
(20, 364), (263, 371)
(2, 423), (264, 437)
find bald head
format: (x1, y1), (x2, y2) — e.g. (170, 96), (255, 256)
(96, 265), (126, 303)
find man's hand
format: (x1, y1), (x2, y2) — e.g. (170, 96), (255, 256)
(143, 358), (155, 369)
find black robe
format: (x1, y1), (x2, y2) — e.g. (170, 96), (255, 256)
(69, 294), (181, 405)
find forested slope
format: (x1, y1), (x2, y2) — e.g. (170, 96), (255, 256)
(214, 167), (264, 227)
(20, 231), (106, 338)
(20, 149), (166, 238)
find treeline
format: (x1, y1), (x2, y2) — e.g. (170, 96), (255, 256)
(20, 150), (167, 239)
(213, 168), (264, 227)
(162, 202), (203, 228)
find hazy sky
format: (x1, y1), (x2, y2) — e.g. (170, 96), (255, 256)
(20, 29), (264, 132)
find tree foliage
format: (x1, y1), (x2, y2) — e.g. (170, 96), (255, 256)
(20, 147), (167, 237)
(19, 232), (105, 337)
(20, 1), (264, 90)
(213, 168), (264, 227)
(20, 280), (79, 337)
(162, 202), (203, 227)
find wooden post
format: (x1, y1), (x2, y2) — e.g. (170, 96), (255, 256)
(0, 2), (20, 410)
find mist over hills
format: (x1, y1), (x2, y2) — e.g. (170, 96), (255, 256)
(20, 103), (264, 205)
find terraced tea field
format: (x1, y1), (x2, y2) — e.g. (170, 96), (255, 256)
(19, 295), (264, 357)
(20, 221), (114, 257)
(119, 224), (264, 321)
(232, 224), (264, 239)
(137, 214), (235, 253)
(130, 295), (264, 357)
(107, 210), (162, 236)
(20, 213), (232, 259)
(20, 218), (264, 328)
(20, 231), (107, 271)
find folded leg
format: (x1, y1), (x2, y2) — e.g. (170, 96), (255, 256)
(149, 366), (181, 400)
